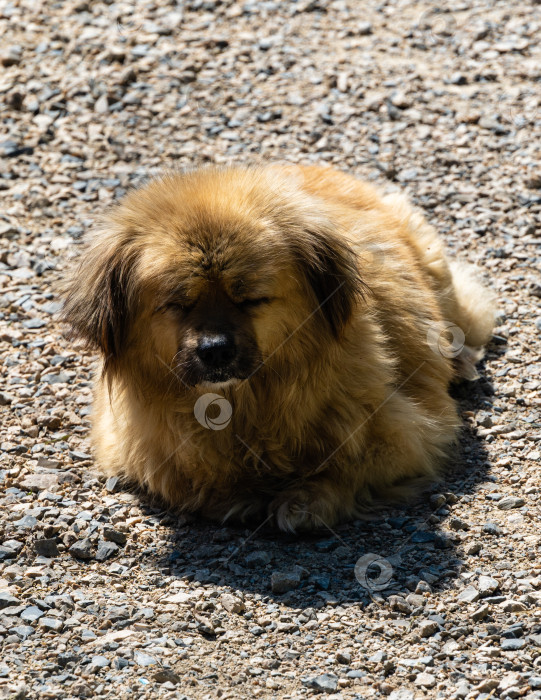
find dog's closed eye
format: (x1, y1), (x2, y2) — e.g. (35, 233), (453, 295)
(235, 297), (271, 311)
(157, 300), (196, 314)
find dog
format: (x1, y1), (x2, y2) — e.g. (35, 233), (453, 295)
(62, 164), (495, 531)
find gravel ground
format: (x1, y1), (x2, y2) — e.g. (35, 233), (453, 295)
(1, 0), (541, 698)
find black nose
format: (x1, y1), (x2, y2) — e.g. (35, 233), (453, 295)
(196, 334), (236, 368)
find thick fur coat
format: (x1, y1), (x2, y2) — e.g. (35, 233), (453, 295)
(63, 165), (495, 531)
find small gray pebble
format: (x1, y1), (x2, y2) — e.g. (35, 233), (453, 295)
(14, 515), (37, 529)
(39, 617), (63, 632)
(10, 625), (34, 640)
(245, 550), (272, 567)
(303, 673), (338, 693)
(20, 606), (44, 622)
(133, 651), (157, 667)
(419, 620), (439, 637)
(34, 538), (59, 558)
(153, 669), (180, 684)
(57, 652), (79, 667)
(498, 496), (525, 510)
(105, 476), (120, 492)
(89, 655), (110, 670)
(347, 669), (366, 678)
(479, 575), (499, 595)
(483, 522), (503, 535)
(103, 528), (127, 545)
(69, 538), (93, 560)
(501, 638), (525, 651)
(389, 690), (415, 700)
(458, 585), (480, 603)
(271, 570), (301, 594)
(95, 540), (119, 562)
(0, 592), (21, 609)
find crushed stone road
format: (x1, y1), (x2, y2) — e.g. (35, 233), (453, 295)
(0, 0), (540, 698)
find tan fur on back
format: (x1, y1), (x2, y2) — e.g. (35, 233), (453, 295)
(63, 165), (496, 531)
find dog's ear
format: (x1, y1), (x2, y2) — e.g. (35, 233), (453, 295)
(296, 224), (366, 337)
(61, 233), (137, 371)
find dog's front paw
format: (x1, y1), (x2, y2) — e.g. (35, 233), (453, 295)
(269, 488), (338, 533)
(219, 497), (267, 524)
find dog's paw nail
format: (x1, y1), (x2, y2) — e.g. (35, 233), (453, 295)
(270, 492), (314, 532)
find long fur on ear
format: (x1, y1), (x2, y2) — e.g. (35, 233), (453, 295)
(61, 234), (137, 372)
(296, 226), (366, 337)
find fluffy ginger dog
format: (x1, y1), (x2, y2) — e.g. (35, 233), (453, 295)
(63, 165), (495, 531)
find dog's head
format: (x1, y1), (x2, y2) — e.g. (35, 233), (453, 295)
(62, 167), (364, 392)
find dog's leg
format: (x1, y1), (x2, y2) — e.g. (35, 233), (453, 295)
(268, 475), (358, 533)
(269, 386), (459, 533)
(381, 191), (496, 373)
